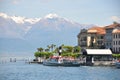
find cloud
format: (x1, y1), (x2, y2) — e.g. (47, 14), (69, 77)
(111, 16), (120, 23)
(13, 0), (18, 4)
(12, 0), (22, 4)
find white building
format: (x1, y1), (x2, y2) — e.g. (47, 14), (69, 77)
(82, 49), (113, 66)
(105, 23), (120, 49)
(112, 27), (120, 53)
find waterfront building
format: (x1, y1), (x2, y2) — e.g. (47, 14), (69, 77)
(87, 27), (105, 49)
(77, 29), (87, 48)
(104, 23), (120, 49)
(112, 27), (120, 53)
(77, 23), (120, 50)
(77, 27), (105, 49)
(82, 49), (113, 66)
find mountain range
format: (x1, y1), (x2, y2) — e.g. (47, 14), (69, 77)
(0, 13), (94, 54)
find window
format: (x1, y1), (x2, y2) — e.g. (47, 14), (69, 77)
(110, 43), (111, 46)
(114, 34), (115, 38)
(83, 37), (87, 41)
(114, 48), (115, 52)
(116, 48), (117, 52)
(114, 47), (116, 52)
(114, 41), (115, 45)
(101, 36), (103, 39)
(106, 43), (108, 46)
(119, 47), (120, 52)
(116, 34), (117, 38)
(116, 41), (117, 45)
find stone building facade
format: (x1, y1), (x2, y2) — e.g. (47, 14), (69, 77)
(77, 27), (105, 49)
(77, 23), (120, 53)
(87, 27), (105, 49)
(112, 27), (120, 53)
(77, 29), (87, 48)
(104, 23), (120, 49)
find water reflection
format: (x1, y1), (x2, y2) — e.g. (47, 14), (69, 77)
(0, 61), (120, 80)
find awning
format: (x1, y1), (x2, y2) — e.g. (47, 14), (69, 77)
(83, 49), (112, 55)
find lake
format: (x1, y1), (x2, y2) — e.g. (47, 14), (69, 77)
(0, 61), (120, 80)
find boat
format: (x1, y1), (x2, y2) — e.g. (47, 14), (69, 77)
(115, 60), (120, 68)
(43, 56), (80, 67)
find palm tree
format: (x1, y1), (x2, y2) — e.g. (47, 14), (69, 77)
(37, 47), (44, 52)
(47, 45), (51, 51)
(45, 48), (49, 52)
(54, 47), (59, 53)
(51, 44), (56, 52)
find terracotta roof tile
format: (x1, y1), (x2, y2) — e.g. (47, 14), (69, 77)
(87, 26), (106, 35)
(105, 23), (120, 29)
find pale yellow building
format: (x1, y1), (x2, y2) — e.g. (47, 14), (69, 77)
(87, 27), (106, 49)
(78, 27), (106, 49)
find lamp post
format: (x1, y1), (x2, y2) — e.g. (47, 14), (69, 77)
(58, 46), (62, 55)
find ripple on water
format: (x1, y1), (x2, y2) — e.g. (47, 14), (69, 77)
(0, 62), (120, 80)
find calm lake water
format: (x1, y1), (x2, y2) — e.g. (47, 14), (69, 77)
(0, 61), (120, 80)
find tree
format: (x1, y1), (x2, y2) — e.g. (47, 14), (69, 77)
(113, 21), (119, 24)
(74, 46), (81, 53)
(45, 52), (53, 59)
(62, 46), (74, 53)
(45, 48), (49, 52)
(47, 44), (56, 52)
(34, 51), (53, 59)
(112, 54), (120, 59)
(34, 52), (40, 57)
(61, 52), (80, 58)
(37, 47), (44, 52)
(54, 47), (59, 53)
(47, 45), (51, 51)
(51, 44), (56, 52)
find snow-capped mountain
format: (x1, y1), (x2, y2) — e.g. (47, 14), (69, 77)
(0, 13), (94, 53)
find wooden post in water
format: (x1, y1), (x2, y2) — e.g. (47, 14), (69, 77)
(14, 58), (16, 62)
(10, 58), (12, 62)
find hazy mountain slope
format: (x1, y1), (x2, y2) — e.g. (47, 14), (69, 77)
(0, 13), (94, 53)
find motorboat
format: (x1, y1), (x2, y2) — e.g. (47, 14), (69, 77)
(43, 56), (80, 67)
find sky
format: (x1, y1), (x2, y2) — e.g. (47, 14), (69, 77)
(0, 0), (120, 26)
(0, 0), (120, 57)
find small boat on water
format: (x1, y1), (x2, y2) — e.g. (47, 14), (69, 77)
(115, 60), (120, 68)
(43, 56), (80, 67)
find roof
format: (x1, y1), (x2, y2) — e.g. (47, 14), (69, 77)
(112, 28), (120, 34)
(87, 27), (106, 35)
(83, 49), (112, 55)
(105, 23), (120, 29)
